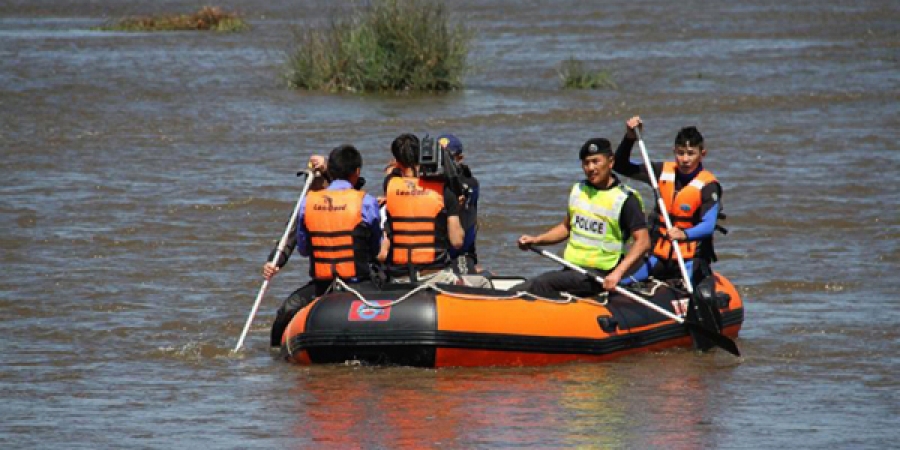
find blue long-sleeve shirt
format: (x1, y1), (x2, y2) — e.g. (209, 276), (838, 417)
(295, 180), (382, 257)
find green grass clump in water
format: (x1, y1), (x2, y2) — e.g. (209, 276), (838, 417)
(286, 0), (472, 93)
(558, 57), (617, 90)
(96, 6), (248, 32)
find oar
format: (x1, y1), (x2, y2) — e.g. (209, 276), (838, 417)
(634, 128), (694, 293)
(530, 247), (740, 356)
(233, 169), (317, 353)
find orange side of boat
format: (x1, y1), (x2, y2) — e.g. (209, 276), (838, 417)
(282, 273), (743, 367)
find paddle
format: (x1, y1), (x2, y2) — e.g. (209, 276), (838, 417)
(232, 169), (317, 353)
(634, 128), (693, 293)
(529, 247), (740, 356)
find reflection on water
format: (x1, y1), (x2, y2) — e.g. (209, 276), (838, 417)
(286, 359), (733, 448)
(2, 0), (899, 447)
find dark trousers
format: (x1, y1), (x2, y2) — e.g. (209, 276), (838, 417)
(270, 280), (332, 347)
(511, 268), (609, 299)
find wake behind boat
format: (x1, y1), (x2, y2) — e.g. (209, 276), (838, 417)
(279, 273), (743, 367)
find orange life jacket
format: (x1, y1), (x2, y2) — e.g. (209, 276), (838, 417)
(304, 189), (371, 281)
(385, 176), (449, 272)
(653, 162), (718, 260)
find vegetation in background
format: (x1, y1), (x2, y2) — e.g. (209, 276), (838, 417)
(286, 0), (472, 93)
(558, 57), (617, 90)
(96, 6), (248, 32)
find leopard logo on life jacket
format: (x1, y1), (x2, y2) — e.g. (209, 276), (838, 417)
(313, 195), (348, 211)
(395, 180), (429, 196)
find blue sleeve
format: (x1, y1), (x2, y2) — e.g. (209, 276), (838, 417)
(362, 194), (383, 254)
(295, 199), (310, 257)
(685, 203), (719, 241)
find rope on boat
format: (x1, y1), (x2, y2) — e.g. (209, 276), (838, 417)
(332, 278), (611, 309)
(635, 278), (669, 297)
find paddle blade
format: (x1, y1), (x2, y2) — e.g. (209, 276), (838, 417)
(682, 277), (740, 356)
(685, 321), (741, 356)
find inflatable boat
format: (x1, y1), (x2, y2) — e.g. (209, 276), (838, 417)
(279, 273), (743, 367)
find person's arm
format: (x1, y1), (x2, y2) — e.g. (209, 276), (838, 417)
(442, 184), (465, 249)
(517, 216), (571, 249)
(456, 175), (479, 252)
(294, 203), (311, 257)
(447, 216), (465, 249)
(613, 117), (646, 180)
(613, 134), (644, 178)
(606, 228), (650, 291)
(307, 155), (329, 191)
(377, 205), (390, 262)
(361, 194), (383, 256)
(377, 233), (390, 262)
(463, 175), (479, 218)
(263, 226), (296, 279)
(266, 223), (296, 266)
(604, 194), (649, 290)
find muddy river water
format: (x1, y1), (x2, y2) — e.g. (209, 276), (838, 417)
(2, 0), (898, 448)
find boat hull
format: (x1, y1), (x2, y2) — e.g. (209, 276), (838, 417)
(282, 273), (743, 367)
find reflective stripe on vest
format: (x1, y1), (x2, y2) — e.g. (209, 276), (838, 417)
(654, 162), (718, 260)
(385, 177), (449, 269)
(563, 181), (640, 271)
(304, 189), (368, 280)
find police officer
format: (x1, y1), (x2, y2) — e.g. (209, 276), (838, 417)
(514, 138), (650, 298)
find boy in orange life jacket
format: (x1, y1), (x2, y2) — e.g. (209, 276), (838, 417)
(614, 116), (723, 285)
(264, 145), (382, 346)
(378, 133), (465, 283)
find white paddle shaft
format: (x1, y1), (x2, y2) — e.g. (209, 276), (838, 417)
(537, 248), (685, 324)
(233, 170), (316, 353)
(634, 128), (693, 293)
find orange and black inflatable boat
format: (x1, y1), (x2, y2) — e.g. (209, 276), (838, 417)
(280, 273), (743, 367)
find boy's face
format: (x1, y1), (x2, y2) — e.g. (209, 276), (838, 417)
(673, 145), (706, 174)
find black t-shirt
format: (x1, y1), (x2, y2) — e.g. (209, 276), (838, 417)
(457, 169), (479, 231)
(618, 193), (647, 239)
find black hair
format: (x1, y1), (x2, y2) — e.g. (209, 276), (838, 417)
(327, 144), (362, 181)
(675, 126), (704, 149)
(390, 133), (419, 168)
